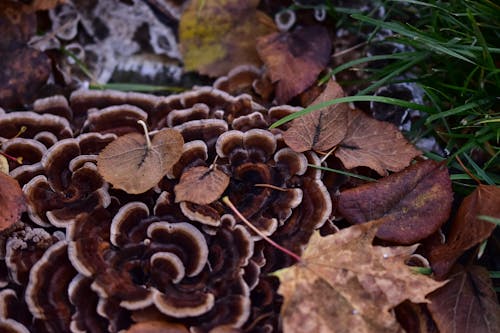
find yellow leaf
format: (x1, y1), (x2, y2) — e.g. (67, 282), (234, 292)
(179, 0), (276, 77)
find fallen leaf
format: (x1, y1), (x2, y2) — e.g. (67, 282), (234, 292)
(174, 166), (230, 205)
(427, 265), (500, 333)
(428, 185), (500, 279)
(23, 0), (65, 12)
(337, 160), (453, 244)
(395, 301), (439, 333)
(257, 25), (332, 103)
(0, 3), (50, 108)
(282, 79), (348, 153)
(97, 129), (184, 194)
(275, 220), (445, 333)
(0, 172), (26, 231)
(179, 0), (276, 77)
(0, 155), (8, 174)
(334, 108), (421, 175)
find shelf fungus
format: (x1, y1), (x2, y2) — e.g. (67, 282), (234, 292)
(0, 87), (331, 332)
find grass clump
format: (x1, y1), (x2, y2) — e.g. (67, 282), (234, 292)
(324, 0), (500, 193)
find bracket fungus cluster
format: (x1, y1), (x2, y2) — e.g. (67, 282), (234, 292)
(0, 86), (332, 332)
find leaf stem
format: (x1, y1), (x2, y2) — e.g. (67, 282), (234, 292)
(222, 196), (302, 262)
(0, 151), (23, 164)
(137, 120), (152, 150)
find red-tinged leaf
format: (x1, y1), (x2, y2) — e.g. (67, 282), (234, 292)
(337, 160), (453, 244)
(174, 166), (230, 205)
(97, 129), (184, 194)
(256, 25), (332, 104)
(395, 302), (439, 333)
(427, 265), (500, 333)
(275, 220), (445, 333)
(0, 172), (26, 231)
(283, 80), (348, 153)
(335, 109), (421, 176)
(428, 185), (500, 279)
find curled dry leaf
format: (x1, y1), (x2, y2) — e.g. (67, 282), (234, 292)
(428, 184), (500, 279)
(0, 172), (26, 231)
(256, 25), (332, 104)
(427, 265), (500, 333)
(179, 0), (276, 77)
(337, 160), (453, 244)
(283, 79), (348, 153)
(275, 220), (445, 333)
(97, 128), (184, 194)
(335, 108), (421, 176)
(174, 166), (230, 205)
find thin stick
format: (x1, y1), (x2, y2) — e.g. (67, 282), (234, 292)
(254, 183), (289, 192)
(319, 146), (337, 164)
(455, 155), (481, 185)
(0, 151), (22, 164)
(137, 120), (152, 150)
(222, 196), (302, 262)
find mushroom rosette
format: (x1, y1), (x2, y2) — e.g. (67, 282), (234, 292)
(0, 87), (332, 332)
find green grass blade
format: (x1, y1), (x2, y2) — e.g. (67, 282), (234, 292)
(269, 95), (432, 129)
(425, 98), (493, 123)
(478, 215), (500, 226)
(90, 83), (186, 93)
(308, 164), (377, 182)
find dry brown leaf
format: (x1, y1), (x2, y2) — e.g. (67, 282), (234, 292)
(0, 2), (50, 108)
(0, 172), (26, 231)
(428, 184), (500, 279)
(275, 220), (445, 333)
(256, 25), (332, 104)
(337, 160), (453, 244)
(335, 109), (421, 175)
(17, 0), (65, 12)
(174, 166), (230, 205)
(427, 265), (500, 333)
(179, 0), (276, 77)
(97, 129), (184, 194)
(283, 79), (348, 153)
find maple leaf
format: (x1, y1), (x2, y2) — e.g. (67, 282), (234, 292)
(335, 108), (421, 176)
(283, 79), (348, 153)
(337, 160), (453, 244)
(0, 172), (26, 231)
(275, 220), (445, 333)
(428, 184), (500, 279)
(428, 265), (500, 333)
(256, 25), (332, 103)
(179, 0), (276, 77)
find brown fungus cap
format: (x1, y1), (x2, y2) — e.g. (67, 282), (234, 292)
(0, 111), (72, 144)
(33, 95), (72, 120)
(84, 104), (148, 135)
(24, 134), (112, 227)
(24, 241), (76, 332)
(0, 85), (334, 332)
